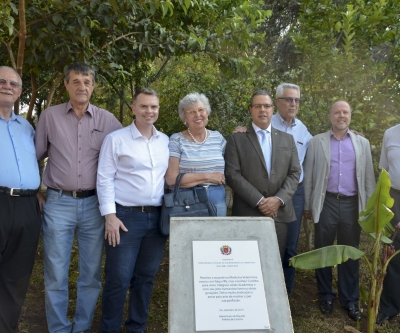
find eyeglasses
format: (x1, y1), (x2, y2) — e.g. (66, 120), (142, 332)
(185, 108), (207, 115)
(251, 104), (274, 110)
(0, 77), (22, 88)
(277, 97), (300, 104)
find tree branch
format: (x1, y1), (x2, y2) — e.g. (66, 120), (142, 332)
(1, 40), (16, 68)
(27, 71), (38, 126)
(26, 0), (92, 28)
(147, 56), (170, 85)
(89, 32), (144, 60)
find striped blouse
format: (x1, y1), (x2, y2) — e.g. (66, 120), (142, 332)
(169, 130), (226, 174)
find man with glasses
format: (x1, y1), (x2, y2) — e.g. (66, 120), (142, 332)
(233, 84), (312, 294)
(274, 83), (312, 295)
(35, 62), (122, 333)
(0, 66), (41, 333)
(225, 90), (301, 257)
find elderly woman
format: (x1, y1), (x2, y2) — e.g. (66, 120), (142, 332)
(166, 92), (227, 216)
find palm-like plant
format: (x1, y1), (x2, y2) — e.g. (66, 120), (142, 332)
(290, 169), (400, 333)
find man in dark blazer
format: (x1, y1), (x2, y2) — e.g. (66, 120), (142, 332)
(225, 90), (301, 257)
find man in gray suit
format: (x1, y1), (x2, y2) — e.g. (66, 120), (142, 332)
(225, 90), (301, 257)
(303, 100), (375, 321)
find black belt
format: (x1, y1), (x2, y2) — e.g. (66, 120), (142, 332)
(326, 191), (357, 200)
(116, 202), (161, 213)
(48, 187), (96, 198)
(0, 186), (38, 197)
(391, 187), (400, 195)
(298, 181), (303, 187)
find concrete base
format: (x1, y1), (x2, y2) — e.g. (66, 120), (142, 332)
(169, 217), (293, 333)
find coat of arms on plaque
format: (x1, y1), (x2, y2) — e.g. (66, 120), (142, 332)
(220, 245), (232, 255)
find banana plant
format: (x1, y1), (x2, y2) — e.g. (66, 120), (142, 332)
(290, 169), (400, 333)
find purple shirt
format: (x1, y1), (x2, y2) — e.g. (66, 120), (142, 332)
(326, 129), (357, 195)
(35, 102), (122, 191)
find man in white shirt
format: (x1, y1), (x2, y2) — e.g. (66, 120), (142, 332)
(376, 124), (400, 325)
(97, 88), (169, 333)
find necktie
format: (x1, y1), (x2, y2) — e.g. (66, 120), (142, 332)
(260, 130), (271, 176)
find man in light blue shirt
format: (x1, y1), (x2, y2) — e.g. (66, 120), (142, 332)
(272, 83), (312, 295)
(0, 66), (41, 333)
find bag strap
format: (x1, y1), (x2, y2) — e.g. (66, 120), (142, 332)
(173, 173), (185, 199)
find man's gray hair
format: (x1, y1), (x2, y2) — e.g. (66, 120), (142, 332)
(276, 83), (300, 98)
(0, 66), (22, 86)
(64, 62), (95, 84)
(178, 92), (211, 122)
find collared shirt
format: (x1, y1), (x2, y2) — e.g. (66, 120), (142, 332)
(252, 122), (284, 206)
(35, 102), (122, 191)
(380, 124), (400, 190)
(271, 113), (312, 183)
(0, 111), (40, 189)
(97, 121), (169, 216)
(327, 129), (357, 195)
(253, 122), (272, 151)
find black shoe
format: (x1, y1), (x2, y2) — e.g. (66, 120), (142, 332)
(376, 312), (392, 325)
(320, 301), (333, 314)
(347, 304), (361, 321)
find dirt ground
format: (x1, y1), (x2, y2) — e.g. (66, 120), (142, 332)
(18, 231), (400, 333)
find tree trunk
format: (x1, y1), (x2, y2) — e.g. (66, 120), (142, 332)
(45, 74), (64, 109)
(26, 72), (37, 126)
(119, 86), (125, 124)
(14, 0), (27, 115)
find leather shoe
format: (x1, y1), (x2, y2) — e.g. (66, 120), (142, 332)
(320, 301), (333, 314)
(347, 304), (361, 321)
(376, 312), (392, 325)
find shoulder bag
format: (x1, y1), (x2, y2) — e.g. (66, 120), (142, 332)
(160, 173), (217, 236)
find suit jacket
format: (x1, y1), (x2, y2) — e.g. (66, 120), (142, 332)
(225, 125), (301, 222)
(303, 130), (376, 223)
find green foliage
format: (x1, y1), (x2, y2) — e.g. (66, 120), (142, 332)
(359, 168), (394, 234)
(152, 54), (275, 137)
(1, 0), (270, 115)
(290, 245), (364, 270)
(291, 170), (398, 333)
(286, 0), (400, 167)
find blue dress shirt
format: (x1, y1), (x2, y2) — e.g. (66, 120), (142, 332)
(0, 111), (40, 189)
(271, 113), (312, 183)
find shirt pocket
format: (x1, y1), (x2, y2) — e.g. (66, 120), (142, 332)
(90, 130), (107, 151)
(21, 133), (36, 154)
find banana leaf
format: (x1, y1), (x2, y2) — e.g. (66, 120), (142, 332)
(290, 245), (364, 270)
(368, 233), (392, 244)
(359, 169), (394, 233)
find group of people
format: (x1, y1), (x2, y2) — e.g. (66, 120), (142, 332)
(0, 61), (399, 333)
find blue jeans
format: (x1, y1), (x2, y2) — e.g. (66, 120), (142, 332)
(42, 190), (104, 333)
(100, 207), (167, 333)
(190, 185), (227, 216)
(282, 184), (304, 295)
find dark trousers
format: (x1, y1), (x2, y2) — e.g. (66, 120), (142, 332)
(379, 188), (400, 317)
(0, 193), (41, 333)
(100, 207), (167, 333)
(283, 184), (304, 295)
(275, 221), (288, 260)
(314, 194), (360, 308)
